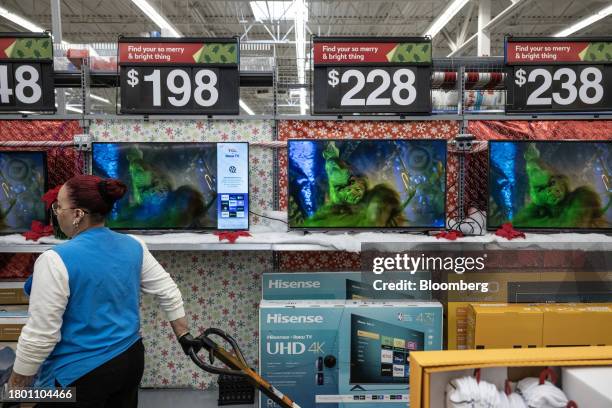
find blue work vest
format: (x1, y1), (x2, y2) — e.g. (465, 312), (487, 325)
(25, 227), (143, 386)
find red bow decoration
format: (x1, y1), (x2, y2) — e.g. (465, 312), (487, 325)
(22, 220), (54, 241)
(42, 185), (62, 210)
(435, 230), (464, 240)
(214, 231), (251, 244)
(495, 222), (525, 240)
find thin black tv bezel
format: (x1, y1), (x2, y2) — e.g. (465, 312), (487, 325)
(91, 141), (250, 232)
(287, 138), (448, 231)
(486, 139), (612, 233)
(0, 150), (48, 234)
(349, 313), (424, 385)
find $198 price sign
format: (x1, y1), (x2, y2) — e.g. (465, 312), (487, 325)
(120, 66), (239, 114)
(314, 66), (431, 114)
(507, 65), (612, 113)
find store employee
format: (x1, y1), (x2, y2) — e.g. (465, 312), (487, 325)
(8, 175), (201, 407)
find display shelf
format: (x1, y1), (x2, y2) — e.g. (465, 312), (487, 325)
(0, 231), (610, 253)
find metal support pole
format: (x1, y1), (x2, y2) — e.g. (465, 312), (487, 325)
(50, 0), (66, 114)
(477, 0), (491, 56)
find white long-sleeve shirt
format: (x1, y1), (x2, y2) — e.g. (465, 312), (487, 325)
(14, 236), (185, 376)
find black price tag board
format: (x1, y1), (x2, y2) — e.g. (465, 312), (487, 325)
(505, 37), (612, 114)
(0, 33), (55, 112)
(118, 37), (239, 115)
(312, 37), (432, 115)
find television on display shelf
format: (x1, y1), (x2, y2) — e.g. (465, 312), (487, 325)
(488, 140), (612, 232)
(287, 139), (447, 230)
(350, 314), (423, 385)
(92, 142), (249, 231)
(0, 151), (47, 234)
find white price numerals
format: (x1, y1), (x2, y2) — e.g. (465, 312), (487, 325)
(0, 65), (42, 104)
(127, 68), (218, 107)
(515, 67), (604, 106)
(328, 68), (417, 106)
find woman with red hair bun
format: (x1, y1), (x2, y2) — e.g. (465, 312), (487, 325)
(8, 175), (201, 407)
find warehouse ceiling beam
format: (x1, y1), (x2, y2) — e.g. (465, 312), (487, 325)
(477, 0), (491, 56)
(448, 0), (531, 57)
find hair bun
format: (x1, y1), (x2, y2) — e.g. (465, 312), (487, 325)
(98, 179), (127, 203)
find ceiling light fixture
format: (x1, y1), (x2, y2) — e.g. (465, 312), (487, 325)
(554, 4), (612, 37)
(131, 0), (181, 37)
(239, 99), (255, 115)
(0, 6), (45, 32)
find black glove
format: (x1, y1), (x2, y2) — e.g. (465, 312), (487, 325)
(178, 332), (202, 355)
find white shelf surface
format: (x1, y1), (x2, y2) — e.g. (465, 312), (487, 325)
(1, 228), (611, 253)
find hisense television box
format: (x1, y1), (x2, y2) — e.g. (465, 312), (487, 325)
(259, 300), (442, 408)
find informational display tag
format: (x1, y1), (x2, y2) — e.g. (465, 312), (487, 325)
(312, 37), (432, 115)
(505, 37), (612, 114)
(0, 33), (55, 112)
(216, 142), (249, 230)
(118, 37), (239, 115)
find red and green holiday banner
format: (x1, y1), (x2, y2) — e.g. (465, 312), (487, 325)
(0, 35), (53, 60)
(118, 39), (238, 65)
(313, 37), (431, 65)
(506, 37), (612, 64)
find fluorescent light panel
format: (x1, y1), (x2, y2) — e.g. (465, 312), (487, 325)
(554, 4), (612, 37)
(0, 6), (44, 32)
(239, 99), (255, 115)
(131, 0), (181, 37)
(90, 94), (111, 104)
(424, 0), (471, 38)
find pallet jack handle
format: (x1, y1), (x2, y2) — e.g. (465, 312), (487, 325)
(188, 328), (301, 408)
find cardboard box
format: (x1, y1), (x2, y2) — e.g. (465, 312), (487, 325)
(0, 281), (28, 305)
(542, 303), (612, 347)
(409, 346), (612, 408)
(467, 304), (543, 349)
(262, 272), (431, 301)
(259, 300), (442, 408)
(0, 307), (28, 341)
(562, 366), (612, 408)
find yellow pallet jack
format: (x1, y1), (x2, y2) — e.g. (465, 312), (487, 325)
(188, 328), (300, 408)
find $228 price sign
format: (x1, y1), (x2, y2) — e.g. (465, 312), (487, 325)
(120, 66), (239, 114)
(313, 66), (431, 114)
(507, 65), (612, 113)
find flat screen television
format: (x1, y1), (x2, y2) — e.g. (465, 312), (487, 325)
(92, 142), (249, 230)
(0, 151), (47, 234)
(488, 140), (611, 231)
(288, 139), (447, 230)
(350, 314), (423, 385)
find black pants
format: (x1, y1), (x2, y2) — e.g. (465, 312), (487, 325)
(36, 339), (145, 408)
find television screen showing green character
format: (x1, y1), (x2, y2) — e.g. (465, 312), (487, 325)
(288, 139), (447, 229)
(92, 143), (218, 230)
(0, 151), (47, 234)
(488, 141), (612, 230)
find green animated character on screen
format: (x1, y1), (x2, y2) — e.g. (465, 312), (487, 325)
(302, 141), (415, 228)
(111, 147), (213, 228)
(512, 143), (611, 229)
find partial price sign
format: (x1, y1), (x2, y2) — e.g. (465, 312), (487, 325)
(0, 33), (55, 112)
(313, 37), (432, 115)
(119, 37), (239, 115)
(505, 37), (612, 114)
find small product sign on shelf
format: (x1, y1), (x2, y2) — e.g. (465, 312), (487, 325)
(0, 33), (55, 112)
(505, 36), (612, 114)
(312, 36), (432, 115)
(118, 37), (239, 115)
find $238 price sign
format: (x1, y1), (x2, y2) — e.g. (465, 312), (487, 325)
(313, 66), (431, 114)
(507, 65), (612, 113)
(120, 66), (239, 114)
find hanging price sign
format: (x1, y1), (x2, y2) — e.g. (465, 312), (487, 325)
(0, 33), (55, 112)
(505, 36), (612, 114)
(118, 37), (239, 115)
(312, 37), (432, 115)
